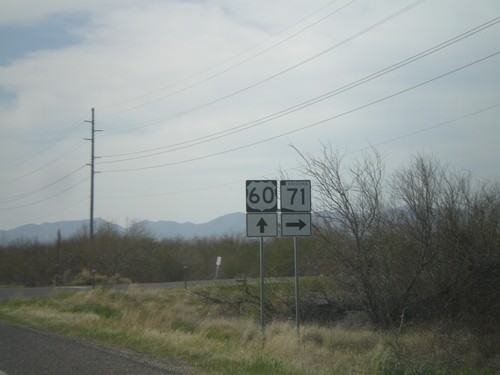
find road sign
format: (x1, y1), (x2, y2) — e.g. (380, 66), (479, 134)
(281, 213), (311, 236)
(246, 180), (278, 212)
(280, 180), (311, 212)
(246, 213), (278, 237)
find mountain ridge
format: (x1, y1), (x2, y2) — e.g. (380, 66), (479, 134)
(0, 213), (246, 244)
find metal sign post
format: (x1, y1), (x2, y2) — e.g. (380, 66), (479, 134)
(246, 180), (278, 338)
(280, 180), (312, 341)
(293, 237), (300, 338)
(245, 179), (312, 340)
(259, 237), (265, 336)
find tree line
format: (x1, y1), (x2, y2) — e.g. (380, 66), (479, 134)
(0, 148), (498, 330)
(0, 222), (310, 287)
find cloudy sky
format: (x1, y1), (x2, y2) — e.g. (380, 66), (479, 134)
(0, 0), (499, 230)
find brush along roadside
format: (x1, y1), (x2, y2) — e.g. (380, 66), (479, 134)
(0, 284), (497, 375)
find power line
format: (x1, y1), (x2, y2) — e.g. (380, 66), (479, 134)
(100, 50), (500, 173)
(0, 117), (87, 171)
(2, 140), (86, 185)
(0, 165), (87, 203)
(96, 0), (351, 116)
(0, 176), (90, 211)
(98, 16), (500, 163)
(97, 103), (500, 200)
(346, 103), (500, 155)
(98, 179), (244, 200)
(103, 0), (426, 133)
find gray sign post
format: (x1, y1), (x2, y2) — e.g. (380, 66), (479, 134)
(280, 180), (312, 339)
(246, 180), (278, 337)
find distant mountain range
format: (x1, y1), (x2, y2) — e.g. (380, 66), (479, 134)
(0, 213), (246, 244)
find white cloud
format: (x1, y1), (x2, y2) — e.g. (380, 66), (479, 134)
(0, 0), (499, 230)
(0, 0), (137, 26)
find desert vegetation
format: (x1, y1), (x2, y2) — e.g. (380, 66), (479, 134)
(0, 148), (498, 373)
(0, 284), (497, 374)
(0, 224), (304, 287)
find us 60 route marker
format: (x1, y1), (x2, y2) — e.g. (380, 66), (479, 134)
(246, 180), (277, 212)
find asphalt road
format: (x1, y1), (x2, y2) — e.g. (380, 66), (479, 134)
(0, 283), (216, 374)
(0, 321), (196, 375)
(0, 281), (242, 374)
(0, 286), (88, 301)
(0, 280), (238, 302)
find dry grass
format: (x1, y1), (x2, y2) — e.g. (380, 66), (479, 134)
(0, 286), (497, 375)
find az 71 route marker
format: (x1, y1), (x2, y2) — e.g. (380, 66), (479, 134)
(280, 180), (311, 237)
(280, 180), (311, 213)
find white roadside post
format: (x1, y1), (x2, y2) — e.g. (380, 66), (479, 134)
(214, 256), (222, 279)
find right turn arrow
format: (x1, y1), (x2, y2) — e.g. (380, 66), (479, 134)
(285, 219), (306, 230)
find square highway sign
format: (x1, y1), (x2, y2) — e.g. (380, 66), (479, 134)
(246, 213), (278, 237)
(280, 180), (311, 212)
(246, 180), (278, 212)
(281, 212), (312, 237)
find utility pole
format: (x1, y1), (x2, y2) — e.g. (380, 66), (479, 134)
(55, 229), (61, 286)
(85, 108), (100, 242)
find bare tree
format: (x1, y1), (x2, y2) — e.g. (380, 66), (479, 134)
(295, 144), (395, 325)
(295, 145), (499, 327)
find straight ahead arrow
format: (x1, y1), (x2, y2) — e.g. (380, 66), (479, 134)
(257, 218), (268, 233)
(285, 219), (306, 230)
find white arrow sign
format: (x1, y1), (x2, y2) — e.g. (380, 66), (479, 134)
(281, 213), (311, 237)
(246, 213), (278, 237)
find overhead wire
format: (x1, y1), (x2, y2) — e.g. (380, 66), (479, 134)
(0, 0), (348, 210)
(0, 165), (88, 203)
(3, 139), (86, 184)
(98, 179), (244, 200)
(346, 103), (500, 155)
(10, 196), (90, 229)
(96, 0), (352, 116)
(102, 0), (426, 133)
(97, 103), (500, 200)
(99, 50), (500, 173)
(0, 1), (357, 223)
(4, 2), (497, 225)
(0, 175), (90, 211)
(0, 114), (90, 212)
(97, 16), (500, 163)
(0, 116), (87, 171)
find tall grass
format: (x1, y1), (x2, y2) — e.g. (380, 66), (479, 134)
(0, 286), (497, 374)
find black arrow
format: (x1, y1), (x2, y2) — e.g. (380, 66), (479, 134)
(285, 219), (306, 230)
(257, 218), (268, 233)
